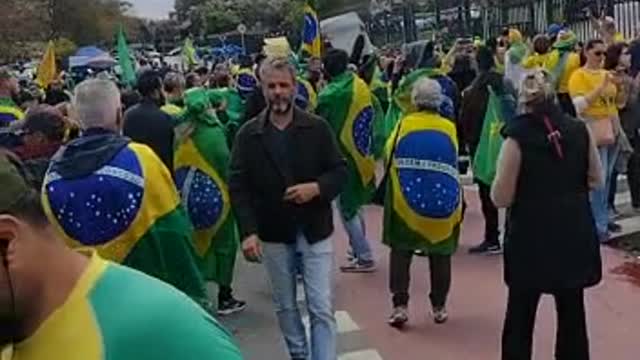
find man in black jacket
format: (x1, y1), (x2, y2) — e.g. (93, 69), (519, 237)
(229, 57), (347, 360)
(123, 70), (175, 172)
(460, 46), (516, 255)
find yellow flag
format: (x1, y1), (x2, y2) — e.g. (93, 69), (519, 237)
(36, 41), (57, 88)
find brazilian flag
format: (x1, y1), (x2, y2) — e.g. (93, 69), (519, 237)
(317, 71), (376, 220)
(236, 68), (257, 99)
(174, 89), (238, 286)
(42, 140), (208, 302)
(208, 87), (246, 146)
(472, 88), (507, 186)
(383, 111), (463, 255)
(301, 0), (322, 58)
(295, 77), (318, 111)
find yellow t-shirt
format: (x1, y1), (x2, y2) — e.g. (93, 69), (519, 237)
(569, 67), (618, 119)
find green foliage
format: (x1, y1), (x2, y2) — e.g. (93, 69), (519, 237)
(187, 0), (307, 34)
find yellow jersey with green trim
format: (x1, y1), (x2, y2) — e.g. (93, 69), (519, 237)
(2, 252), (242, 360)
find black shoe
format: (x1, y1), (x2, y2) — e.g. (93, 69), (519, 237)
(468, 242), (502, 255)
(218, 297), (247, 316)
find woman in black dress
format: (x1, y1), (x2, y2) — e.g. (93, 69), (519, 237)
(492, 69), (604, 360)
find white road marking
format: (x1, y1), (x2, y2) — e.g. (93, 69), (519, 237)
(339, 349), (384, 360)
(302, 310), (361, 334)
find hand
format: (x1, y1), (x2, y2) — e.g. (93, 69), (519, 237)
(283, 182), (320, 204)
(242, 234), (263, 263)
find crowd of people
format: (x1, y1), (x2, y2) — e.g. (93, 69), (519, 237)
(1, 17), (639, 360)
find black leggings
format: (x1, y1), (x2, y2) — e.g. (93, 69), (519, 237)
(502, 288), (589, 360)
(389, 249), (451, 308)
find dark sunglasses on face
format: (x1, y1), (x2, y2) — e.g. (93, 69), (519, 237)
(593, 51), (605, 57)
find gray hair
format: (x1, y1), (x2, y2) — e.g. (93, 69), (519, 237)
(73, 79), (121, 130)
(412, 78), (442, 111)
(259, 57), (297, 83)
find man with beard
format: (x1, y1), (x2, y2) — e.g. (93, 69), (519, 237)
(124, 70), (175, 171)
(0, 69), (23, 127)
(0, 151), (243, 360)
(230, 57), (347, 360)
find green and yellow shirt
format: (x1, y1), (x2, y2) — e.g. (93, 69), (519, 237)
(0, 98), (24, 127)
(2, 253), (243, 360)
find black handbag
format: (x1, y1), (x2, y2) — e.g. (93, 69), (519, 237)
(371, 120), (404, 206)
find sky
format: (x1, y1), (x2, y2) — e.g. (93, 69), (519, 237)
(129, 0), (174, 19)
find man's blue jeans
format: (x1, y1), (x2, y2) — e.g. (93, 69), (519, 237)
(262, 233), (337, 360)
(591, 144), (619, 239)
(337, 204), (373, 263)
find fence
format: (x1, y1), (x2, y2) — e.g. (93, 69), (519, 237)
(489, 0), (640, 40)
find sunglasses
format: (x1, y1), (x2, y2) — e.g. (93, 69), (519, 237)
(593, 51), (605, 57)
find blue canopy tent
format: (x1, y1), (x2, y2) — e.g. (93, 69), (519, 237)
(69, 46), (115, 69)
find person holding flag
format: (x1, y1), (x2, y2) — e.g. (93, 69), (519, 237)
(174, 87), (246, 316)
(385, 77), (463, 328)
(317, 49), (377, 272)
(460, 46), (517, 255)
(41, 79), (211, 310)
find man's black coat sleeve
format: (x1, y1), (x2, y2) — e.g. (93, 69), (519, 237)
(228, 126), (259, 241)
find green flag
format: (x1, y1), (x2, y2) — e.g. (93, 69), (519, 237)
(317, 72), (376, 220)
(117, 26), (136, 87)
(174, 89), (239, 285)
(472, 88), (505, 185)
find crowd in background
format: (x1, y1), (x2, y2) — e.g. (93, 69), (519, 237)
(1, 14), (640, 360)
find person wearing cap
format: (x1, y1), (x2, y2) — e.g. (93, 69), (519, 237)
(547, 23), (563, 44)
(0, 152), (243, 360)
(10, 105), (66, 188)
(385, 77), (463, 328)
(0, 69), (24, 127)
(40, 78), (211, 309)
(492, 69), (603, 359)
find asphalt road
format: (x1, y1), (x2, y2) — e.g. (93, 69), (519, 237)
(217, 188), (640, 360)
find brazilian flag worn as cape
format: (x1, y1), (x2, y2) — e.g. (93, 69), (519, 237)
(42, 133), (207, 301)
(317, 71), (376, 220)
(174, 89), (238, 285)
(383, 111), (463, 255)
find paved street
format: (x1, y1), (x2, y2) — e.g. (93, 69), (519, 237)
(218, 188), (640, 360)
